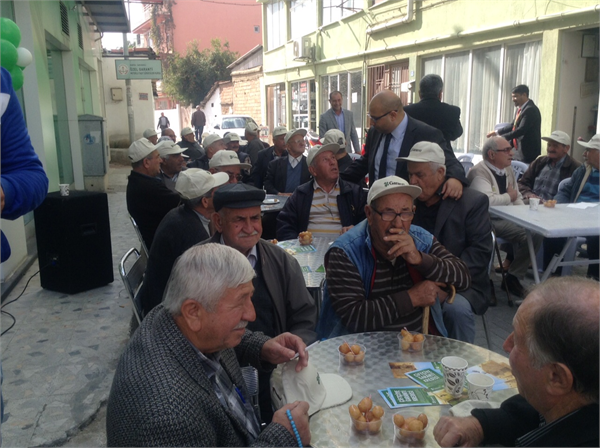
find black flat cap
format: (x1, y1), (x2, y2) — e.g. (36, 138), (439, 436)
(213, 183), (266, 212)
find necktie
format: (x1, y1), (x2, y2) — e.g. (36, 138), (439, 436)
(512, 107), (521, 149)
(378, 134), (393, 179)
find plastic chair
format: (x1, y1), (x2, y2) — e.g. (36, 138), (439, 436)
(510, 161), (529, 182)
(130, 216), (149, 258)
(460, 160), (473, 176)
(119, 248), (147, 325)
(491, 230), (514, 307)
(457, 153), (474, 163)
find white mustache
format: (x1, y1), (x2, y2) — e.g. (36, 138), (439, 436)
(239, 231), (259, 237)
(234, 321), (248, 330)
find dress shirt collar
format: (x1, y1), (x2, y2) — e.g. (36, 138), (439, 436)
(485, 160), (506, 176)
(391, 112), (408, 141)
(288, 154), (303, 168)
(220, 235), (258, 268)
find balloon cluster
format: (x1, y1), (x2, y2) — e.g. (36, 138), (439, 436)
(1, 18), (33, 90)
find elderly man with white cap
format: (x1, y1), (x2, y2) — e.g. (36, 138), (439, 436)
(177, 126), (204, 161)
(138, 169), (229, 316)
(264, 128), (311, 195)
(143, 128), (158, 145)
(244, 121), (266, 165)
(402, 141), (493, 341)
(209, 150), (252, 184)
(188, 133), (226, 170)
(322, 128), (354, 174)
(276, 143), (367, 241)
(126, 138), (180, 250)
(553, 133), (600, 280)
(156, 140), (188, 191)
(316, 175), (471, 340)
(250, 126), (288, 189)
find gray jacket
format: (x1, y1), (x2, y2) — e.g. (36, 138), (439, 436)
(106, 306), (297, 447)
(319, 108), (360, 154)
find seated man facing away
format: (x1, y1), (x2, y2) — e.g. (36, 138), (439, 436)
(316, 176), (471, 340)
(209, 150), (251, 185)
(202, 182), (317, 422)
(467, 137), (542, 300)
(276, 143), (367, 241)
(554, 134), (600, 280)
(402, 142), (493, 342)
(137, 169), (229, 317)
(264, 129), (311, 196)
(106, 244), (311, 447)
(156, 140), (188, 192)
(434, 276), (599, 447)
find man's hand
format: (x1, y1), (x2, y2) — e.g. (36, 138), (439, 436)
(384, 228), (422, 264)
(341, 226), (353, 234)
(507, 184), (518, 202)
(260, 332), (308, 371)
(441, 178), (463, 200)
(1, 186), (4, 212)
(526, 193), (540, 200)
(407, 280), (447, 308)
(279, 192), (293, 197)
(272, 401), (311, 446)
(433, 416), (485, 447)
(486, 130), (497, 138)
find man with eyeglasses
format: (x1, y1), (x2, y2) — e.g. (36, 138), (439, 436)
(468, 137), (543, 301)
(209, 150), (251, 185)
(316, 176), (471, 340)
(276, 143), (367, 241)
(402, 142), (493, 342)
(264, 129), (311, 195)
(341, 90), (466, 200)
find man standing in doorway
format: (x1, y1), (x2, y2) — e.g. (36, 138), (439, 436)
(319, 91), (360, 154)
(191, 105), (206, 141)
(487, 85), (541, 163)
(156, 112), (170, 133)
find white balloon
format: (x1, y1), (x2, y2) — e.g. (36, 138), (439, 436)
(16, 47), (32, 68)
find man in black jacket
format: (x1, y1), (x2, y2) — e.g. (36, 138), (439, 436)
(137, 169), (229, 316)
(250, 126), (288, 188)
(341, 90), (466, 200)
(177, 126), (204, 161)
(264, 129), (311, 195)
(276, 143), (367, 241)
(434, 276), (599, 447)
(487, 85), (541, 163)
(404, 74), (463, 149)
(126, 138), (180, 250)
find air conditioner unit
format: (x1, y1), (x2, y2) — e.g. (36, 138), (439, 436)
(293, 36), (312, 61)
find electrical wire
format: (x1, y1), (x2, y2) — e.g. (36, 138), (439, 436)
(1, 267), (44, 336)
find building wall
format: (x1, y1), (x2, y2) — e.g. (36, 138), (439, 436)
(231, 67), (262, 123)
(203, 88), (222, 130)
(220, 82), (234, 116)
(170, 1), (262, 56)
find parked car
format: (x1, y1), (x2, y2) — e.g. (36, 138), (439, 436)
(212, 115), (258, 143)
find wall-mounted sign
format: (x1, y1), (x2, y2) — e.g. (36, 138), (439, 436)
(139, 93), (149, 101)
(115, 60), (163, 80)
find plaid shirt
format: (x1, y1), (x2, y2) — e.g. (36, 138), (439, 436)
(532, 156), (565, 200)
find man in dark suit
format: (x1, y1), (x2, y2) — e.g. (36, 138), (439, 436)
(319, 90), (360, 154)
(264, 129), (311, 195)
(249, 126), (287, 188)
(402, 142), (493, 343)
(404, 74), (463, 148)
(341, 90), (466, 200)
(487, 84), (541, 163)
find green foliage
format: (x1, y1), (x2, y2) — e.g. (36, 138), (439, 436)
(162, 39), (238, 107)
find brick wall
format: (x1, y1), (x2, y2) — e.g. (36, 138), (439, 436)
(231, 67), (262, 124)
(220, 82), (233, 115)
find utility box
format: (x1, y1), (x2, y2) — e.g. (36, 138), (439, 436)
(78, 114), (107, 177)
(111, 87), (123, 101)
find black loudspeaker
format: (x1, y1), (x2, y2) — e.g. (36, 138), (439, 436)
(34, 191), (114, 294)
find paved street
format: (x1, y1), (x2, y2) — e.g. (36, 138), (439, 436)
(0, 163), (578, 446)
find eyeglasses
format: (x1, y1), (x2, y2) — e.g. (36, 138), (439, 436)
(368, 110), (397, 122)
(225, 172), (243, 181)
(372, 208), (415, 222)
(494, 147), (513, 153)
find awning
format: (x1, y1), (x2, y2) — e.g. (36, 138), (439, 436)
(77, 0), (130, 33)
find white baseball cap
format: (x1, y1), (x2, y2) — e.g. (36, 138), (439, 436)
(181, 126), (194, 137)
(224, 132), (240, 144)
(245, 122), (260, 135)
(203, 134), (224, 148)
(397, 141), (445, 164)
(367, 176), (422, 205)
(273, 126), (288, 137)
(284, 128), (307, 145)
(128, 138), (156, 163)
(270, 359), (353, 416)
(577, 134), (600, 150)
(541, 130), (571, 146)
(209, 150), (251, 170)
(156, 140), (188, 158)
(143, 128), (157, 139)
(175, 169), (228, 200)
(322, 129), (346, 150)
(306, 143), (339, 166)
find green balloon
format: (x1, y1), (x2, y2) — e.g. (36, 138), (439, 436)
(9, 65), (24, 90)
(0, 39), (18, 71)
(0, 18), (21, 47)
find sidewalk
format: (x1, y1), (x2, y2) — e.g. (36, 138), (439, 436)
(0, 163), (543, 446)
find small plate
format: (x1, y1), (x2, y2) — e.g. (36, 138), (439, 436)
(263, 198), (280, 205)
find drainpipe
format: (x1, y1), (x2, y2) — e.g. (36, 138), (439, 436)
(366, 0), (414, 35)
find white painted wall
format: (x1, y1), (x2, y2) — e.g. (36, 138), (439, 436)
(102, 57), (156, 144)
(556, 30), (599, 163)
(154, 107), (181, 138)
(203, 89), (222, 132)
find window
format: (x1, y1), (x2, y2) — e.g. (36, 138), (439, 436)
(266, 1), (285, 50)
(291, 79), (316, 131)
(267, 83), (286, 130)
(321, 71), (363, 143)
(322, 0), (358, 25)
(422, 40), (541, 154)
(290, 0), (316, 40)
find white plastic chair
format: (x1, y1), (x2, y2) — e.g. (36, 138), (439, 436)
(511, 161), (529, 181)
